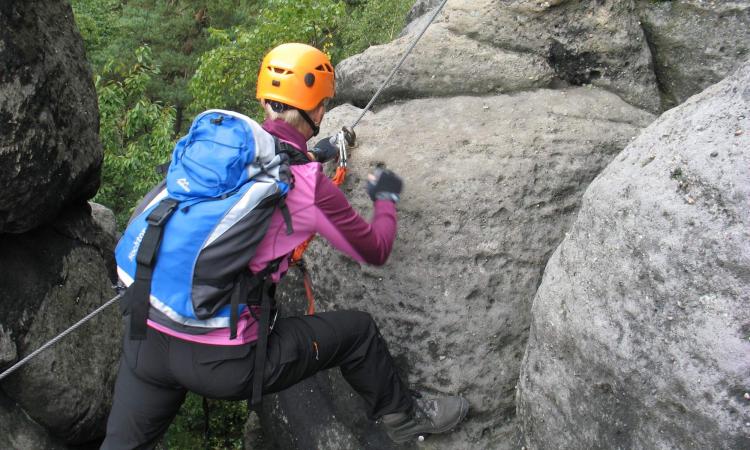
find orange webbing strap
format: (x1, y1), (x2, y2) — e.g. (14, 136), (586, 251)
(330, 165), (347, 186)
(290, 165), (348, 315)
(302, 266), (315, 315)
(290, 238), (312, 263)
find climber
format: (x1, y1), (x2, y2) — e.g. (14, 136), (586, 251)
(101, 43), (468, 448)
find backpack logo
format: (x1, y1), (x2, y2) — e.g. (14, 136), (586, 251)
(128, 228), (146, 262)
(176, 178), (191, 192)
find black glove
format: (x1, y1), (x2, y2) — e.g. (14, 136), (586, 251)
(310, 136), (338, 163)
(366, 168), (403, 203)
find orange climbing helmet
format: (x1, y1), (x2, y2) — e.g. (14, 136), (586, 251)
(256, 43), (335, 111)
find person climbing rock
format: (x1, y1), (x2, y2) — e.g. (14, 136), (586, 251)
(101, 43), (468, 449)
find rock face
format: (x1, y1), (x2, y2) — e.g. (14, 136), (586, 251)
(336, 22), (554, 106)
(265, 91), (654, 449)
(0, 391), (67, 450)
(405, 0), (442, 24)
(0, 0), (118, 446)
(517, 61), (750, 449)
(260, 2), (750, 446)
(337, 0), (660, 112)
(1, 0), (745, 448)
(337, 0), (750, 115)
(0, 0), (102, 234)
(0, 204), (122, 445)
(639, 0), (750, 109)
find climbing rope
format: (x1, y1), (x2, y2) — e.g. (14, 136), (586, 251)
(0, 292), (123, 382)
(0, 0), (449, 382)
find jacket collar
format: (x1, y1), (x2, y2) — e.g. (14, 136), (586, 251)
(262, 119), (308, 155)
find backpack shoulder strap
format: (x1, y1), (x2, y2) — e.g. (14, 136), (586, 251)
(269, 138), (299, 236)
(275, 139), (311, 166)
(126, 197), (180, 340)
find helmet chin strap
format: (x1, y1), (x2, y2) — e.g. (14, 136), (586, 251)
(296, 108), (320, 137)
(267, 100), (320, 137)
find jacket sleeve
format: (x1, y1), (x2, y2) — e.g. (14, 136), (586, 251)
(313, 170), (397, 265)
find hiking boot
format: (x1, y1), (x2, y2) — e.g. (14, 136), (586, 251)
(381, 395), (469, 443)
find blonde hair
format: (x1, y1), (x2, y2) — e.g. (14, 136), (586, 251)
(262, 101), (308, 133)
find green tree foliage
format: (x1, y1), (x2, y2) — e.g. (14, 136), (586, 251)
(189, 0), (415, 117)
(189, 0), (345, 116)
(73, 0), (415, 126)
(71, 0), (120, 69)
(94, 46), (176, 226)
(335, 0), (416, 61)
(73, 0), (259, 132)
(162, 393), (248, 449)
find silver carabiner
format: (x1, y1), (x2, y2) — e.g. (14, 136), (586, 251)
(337, 129), (348, 167)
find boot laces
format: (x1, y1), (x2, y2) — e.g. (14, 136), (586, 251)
(413, 397), (440, 424)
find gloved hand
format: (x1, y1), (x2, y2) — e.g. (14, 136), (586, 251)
(366, 168), (403, 203)
(310, 136), (338, 163)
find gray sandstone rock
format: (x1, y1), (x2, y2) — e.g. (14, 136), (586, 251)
(518, 60), (750, 449)
(638, 0), (750, 109)
(336, 23), (554, 107)
(406, 0), (443, 24)
(444, 0), (660, 112)
(336, 0), (660, 113)
(401, 0), (444, 36)
(0, 392), (66, 450)
(260, 377), (367, 450)
(0, 204), (121, 445)
(89, 202), (118, 242)
(263, 89), (654, 449)
(0, 0), (102, 233)
(0, 324), (17, 367)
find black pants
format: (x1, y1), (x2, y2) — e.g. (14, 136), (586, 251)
(101, 310), (413, 449)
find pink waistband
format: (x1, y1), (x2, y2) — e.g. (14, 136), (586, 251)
(147, 310), (258, 346)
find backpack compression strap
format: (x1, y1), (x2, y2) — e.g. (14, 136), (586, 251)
(250, 281), (273, 413)
(127, 198), (180, 340)
(248, 257), (284, 413)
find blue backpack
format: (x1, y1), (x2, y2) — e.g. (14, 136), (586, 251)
(115, 110), (295, 341)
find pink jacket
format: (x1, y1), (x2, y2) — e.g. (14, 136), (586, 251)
(148, 119), (398, 345)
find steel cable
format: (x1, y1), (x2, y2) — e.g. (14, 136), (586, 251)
(351, 0), (449, 129)
(0, 292), (122, 382)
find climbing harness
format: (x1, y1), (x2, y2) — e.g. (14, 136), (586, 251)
(0, 0), (448, 384)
